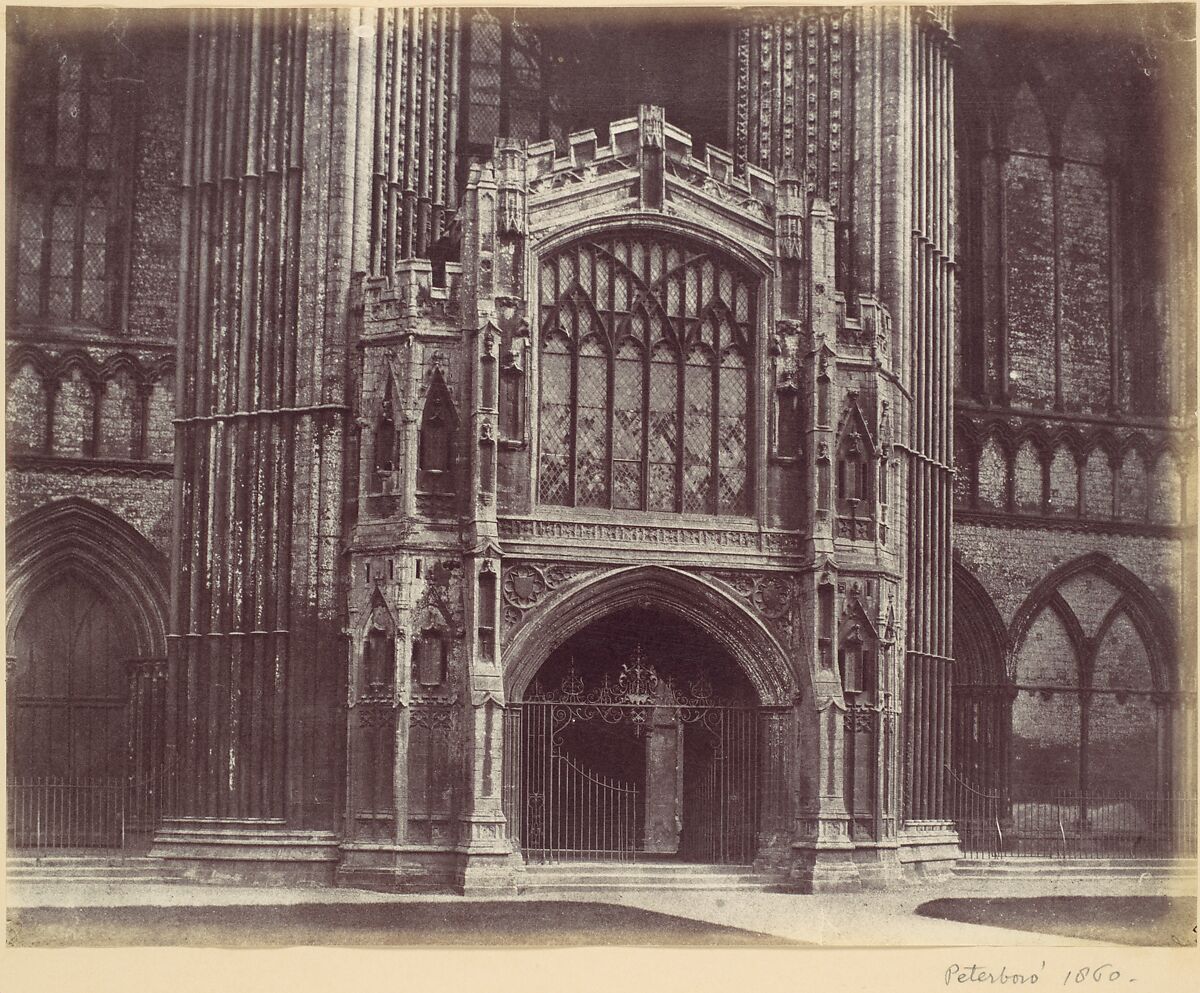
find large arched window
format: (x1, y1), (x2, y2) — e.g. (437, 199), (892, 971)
(9, 38), (117, 327)
(537, 233), (755, 515)
(1008, 565), (1170, 798)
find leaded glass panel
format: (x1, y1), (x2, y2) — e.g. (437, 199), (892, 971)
(701, 261), (714, 309)
(576, 339), (609, 507)
(613, 342), (644, 510)
(49, 197), (75, 319)
(685, 268), (699, 316)
(56, 56), (82, 168)
(537, 233), (756, 516)
(578, 247), (593, 294)
(80, 197), (107, 324)
(648, 347), (678, 511)
(86, 63), (110, 170)
(557, 252), (575, 292)
(630, 309), (647, 344)
(539, 336), (572, 505)
(735, 285), (749, 322)
(18, 197), (44, 316)
(719, 351), (749, 515)
(614, 268), (629, 310)
(576, 302), (596, 338)
(666, 272), (681, 315)
(596, 257), (611, 310)
(683, 349), (714, 513)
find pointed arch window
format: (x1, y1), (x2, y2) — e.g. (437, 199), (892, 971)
(418, 375), (457, 493)
(836, 420), (874, 511)
(413, 628), (449, 687)
(537, 233), (756, 516)
(9, 33), (124, 328)
(370, 375), (397, 493)
(838, 620), (876, 700)
(362, 604), (396, 697)
(774, 384), (801, 458)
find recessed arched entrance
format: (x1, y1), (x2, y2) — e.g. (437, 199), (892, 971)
(503, 578), (795, 866)
(6, 499), (169, 850)
(519, 607), (760, 863)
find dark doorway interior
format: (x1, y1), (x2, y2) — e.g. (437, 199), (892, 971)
(513, 607), (760, 864)
(8, 572), (131, 781)
(7, 572), (134, 849)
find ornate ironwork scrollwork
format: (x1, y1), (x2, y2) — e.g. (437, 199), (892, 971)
(525, 645), (754, 743)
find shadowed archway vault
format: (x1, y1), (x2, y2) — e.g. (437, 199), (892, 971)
(503, 565), (799, 706)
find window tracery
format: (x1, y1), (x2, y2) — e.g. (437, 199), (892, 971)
(537, 233), (756, 516)
(11, 42), (117, 326)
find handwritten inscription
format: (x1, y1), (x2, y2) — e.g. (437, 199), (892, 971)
(945, 964), (1130, 987)
(945, 963), (1045, 986)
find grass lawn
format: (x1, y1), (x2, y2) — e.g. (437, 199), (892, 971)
(915, 896), (1197, 946)
(7, 900), (795, 948)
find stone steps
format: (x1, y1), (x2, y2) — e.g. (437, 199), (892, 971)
(953, 858), (1196, 881)
(520, 861), (775, 893)
(7, 854), (185, 885)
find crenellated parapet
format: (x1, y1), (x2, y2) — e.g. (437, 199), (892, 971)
(525, 107), (776, 243)
(359, 263), (464, 334)
(526, 110), (775, 208)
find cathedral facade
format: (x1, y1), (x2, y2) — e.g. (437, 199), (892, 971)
(6, 5), (1196, 893)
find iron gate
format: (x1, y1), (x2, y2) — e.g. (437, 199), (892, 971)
(503, 656), (761, 864)
(948, 767), (1198, 858)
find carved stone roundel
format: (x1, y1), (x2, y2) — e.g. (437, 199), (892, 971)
(503, 565), (547, 609)
(752, 577), (793, 619)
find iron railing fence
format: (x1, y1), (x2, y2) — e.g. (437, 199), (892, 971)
(7, 777), (128, 850)
(948, 769), (1197, 859)
(7, 762), (177, 852)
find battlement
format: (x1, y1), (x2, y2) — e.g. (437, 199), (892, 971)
(524, 105), (775, 207)
(359, 260), (463, 330)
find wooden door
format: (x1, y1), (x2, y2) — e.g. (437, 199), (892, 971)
(8, 573), (131, 781)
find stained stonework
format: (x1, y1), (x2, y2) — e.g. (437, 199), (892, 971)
(6, 7), (1193, 898)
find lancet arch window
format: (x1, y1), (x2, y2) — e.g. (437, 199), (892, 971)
(361, 601), (396, 698)
(418, 373), (457, 495)
(10, 39), (120, 327)
(370, 374), (397, 494)
(537, 233), (756, 516)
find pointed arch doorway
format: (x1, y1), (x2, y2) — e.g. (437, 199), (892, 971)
(505, 607), (765, 865)
(6, 499), (169, 850)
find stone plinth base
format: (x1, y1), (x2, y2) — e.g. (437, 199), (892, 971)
(897, 820), (961, 880)
(454, 850), (524, 896)
(849, 844), (906, 888)
(786, 846), (864, 892)
(453, 814), (522, 895)
(336, 844), (459, 893)
(150, 819), (340, 886)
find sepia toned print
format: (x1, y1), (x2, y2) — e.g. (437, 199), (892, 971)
(5, 3), (1195, 950)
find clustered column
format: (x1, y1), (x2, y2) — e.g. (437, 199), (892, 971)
(902, 8), (956, 826)
(168, 8), (367, 832)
